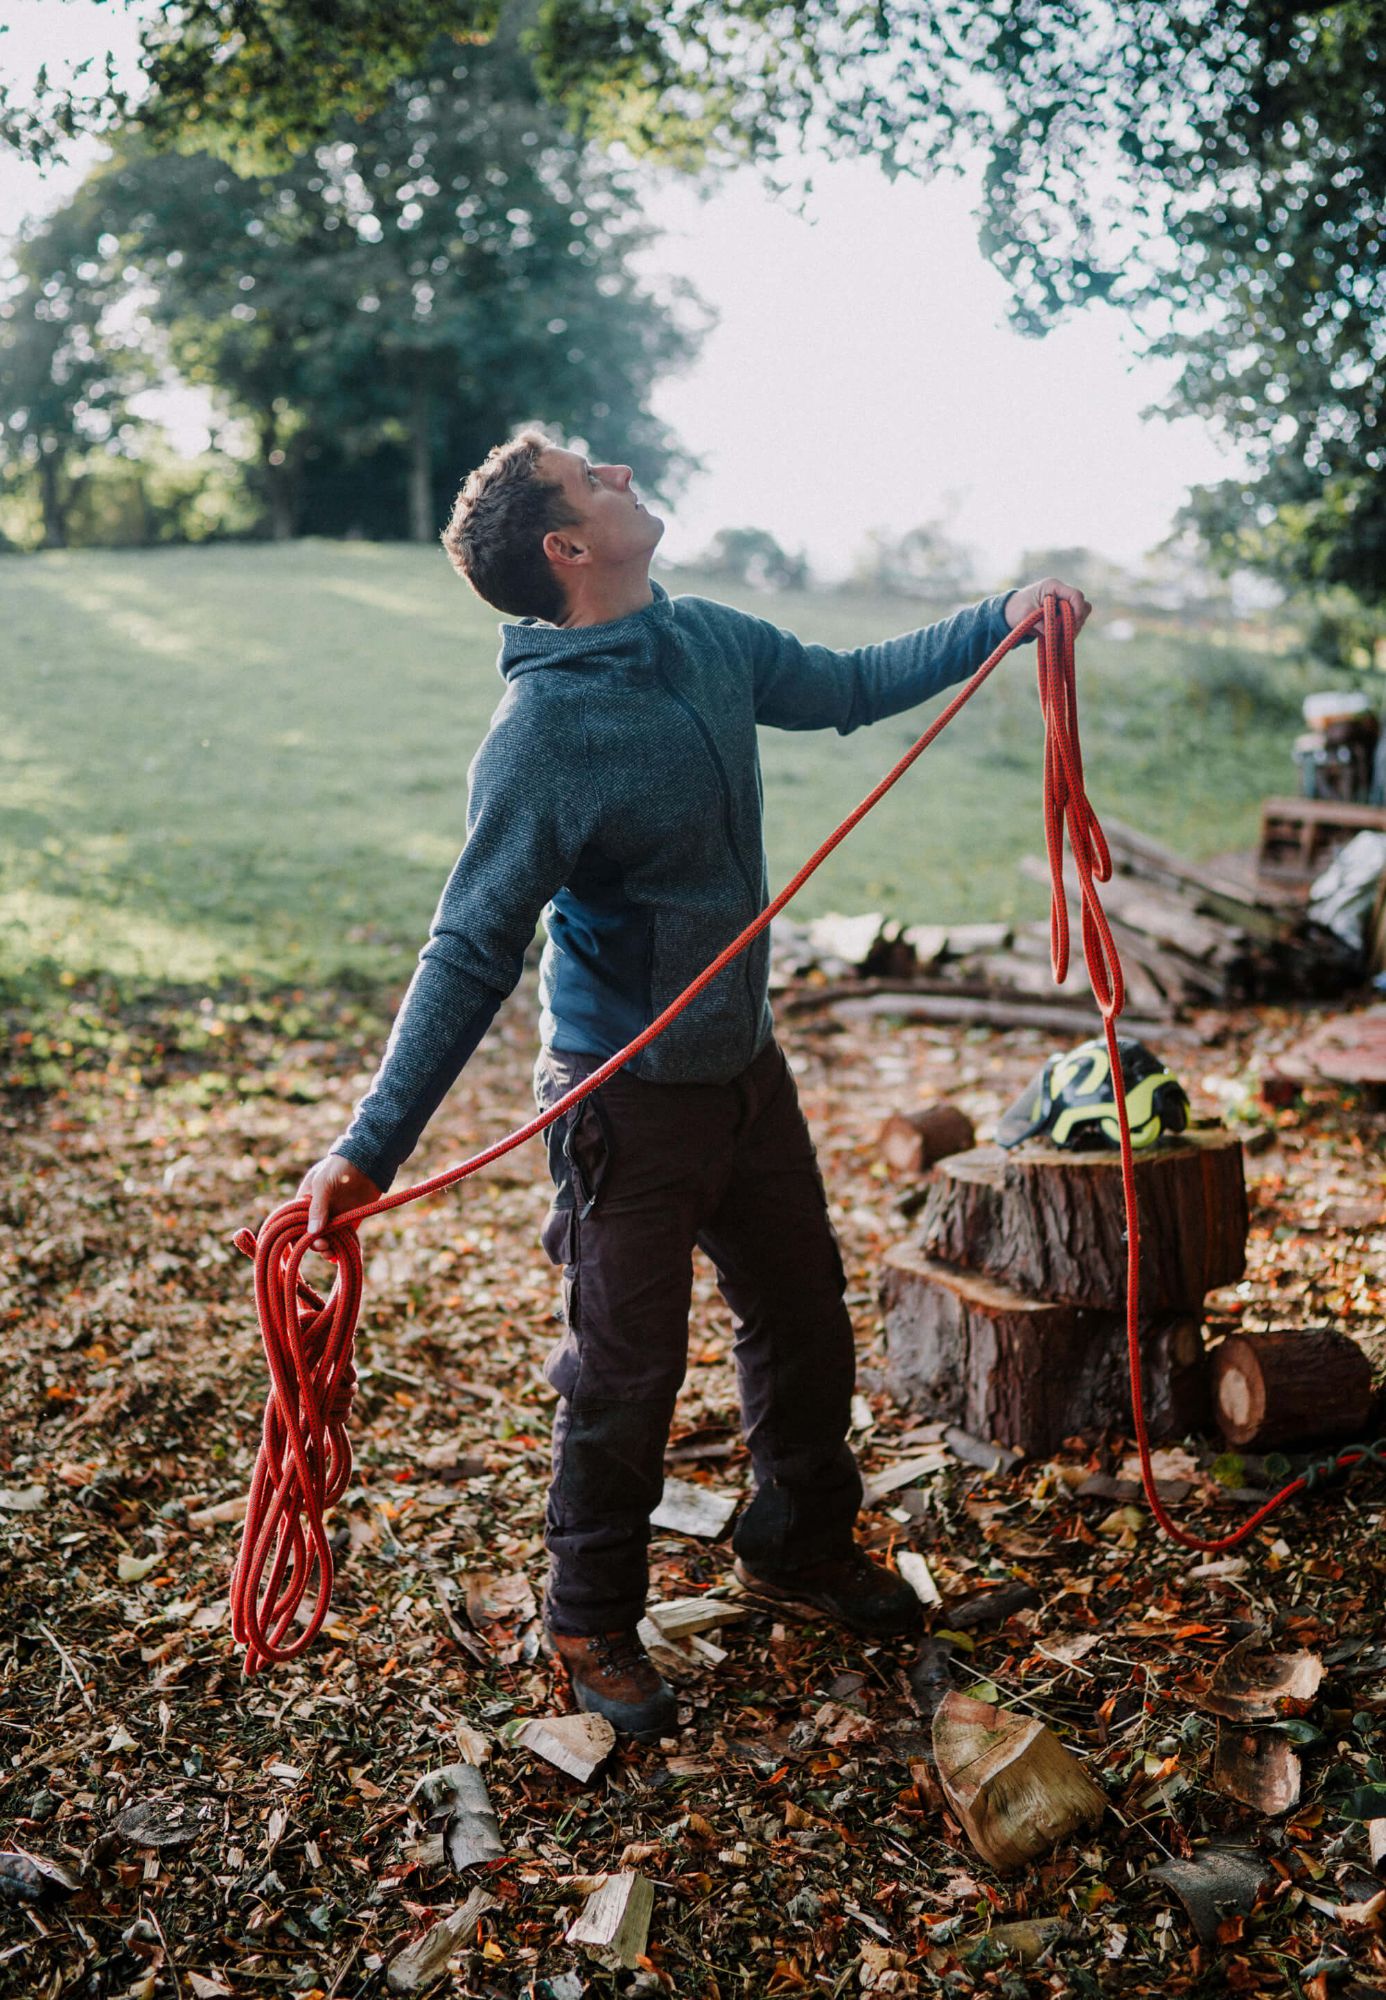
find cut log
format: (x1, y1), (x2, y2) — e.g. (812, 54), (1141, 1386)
(882, 1248), (1208, 1456)
(964, 944), (1175, 1019)
(1213, 1328), (1375, 1449)
(877, 1103), (976, 1176)
(1019, 853), (1242, 964)
(918, 1131), (1247, 1314)
(931, 1691), (1105, 1871)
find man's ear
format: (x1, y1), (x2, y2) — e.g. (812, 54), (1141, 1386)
(543, 528), (588, 570)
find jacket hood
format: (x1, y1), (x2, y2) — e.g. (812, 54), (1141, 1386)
(498, 579), (677, 681)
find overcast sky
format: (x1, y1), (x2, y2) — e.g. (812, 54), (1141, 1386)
(2, 0), (1245, 580)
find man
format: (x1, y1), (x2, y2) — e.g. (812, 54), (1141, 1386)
(299, 430), (1091, 1738)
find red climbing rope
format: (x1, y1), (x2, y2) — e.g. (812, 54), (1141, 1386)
(229, 593), (1359, 1672)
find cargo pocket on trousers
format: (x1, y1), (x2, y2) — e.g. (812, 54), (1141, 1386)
(540, 1204), (582, 1401)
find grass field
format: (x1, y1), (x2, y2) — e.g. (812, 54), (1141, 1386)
(2, 539), (1312, 995)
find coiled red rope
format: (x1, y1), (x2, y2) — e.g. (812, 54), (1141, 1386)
(229, 594), (1362, 1672)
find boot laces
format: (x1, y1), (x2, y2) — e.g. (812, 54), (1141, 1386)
(591, 1630), (647, 1677)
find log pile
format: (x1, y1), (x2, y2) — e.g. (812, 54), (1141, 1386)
(881, 1127), (1249, 1456)
(774, 818), (1358, 1026)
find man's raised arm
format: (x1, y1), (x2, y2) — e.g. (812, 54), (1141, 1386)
(743, 577), (1092, 734)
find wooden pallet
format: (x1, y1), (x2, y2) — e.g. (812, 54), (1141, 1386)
(1257, 795), (1386, 884)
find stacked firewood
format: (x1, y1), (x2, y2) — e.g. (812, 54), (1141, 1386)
(880, 1126), (1250, 1457)
(775, 818), (1358, 1026)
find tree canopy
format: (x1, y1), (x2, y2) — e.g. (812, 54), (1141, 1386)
(3, 0), (1383, 607)
(1, 20), (703, 545)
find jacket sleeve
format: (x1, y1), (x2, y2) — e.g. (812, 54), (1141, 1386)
(742, 591), (1022, 734)
(329, 707), (595, 1192)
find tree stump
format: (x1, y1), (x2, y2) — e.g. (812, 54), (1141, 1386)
(881, 1248), (1209, 1455)
(1214, 1327), (1375, 1448)
(917, 1129), (1246, 1313)
(877, 1103), (976, 1176)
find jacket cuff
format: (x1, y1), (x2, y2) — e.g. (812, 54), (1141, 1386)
(330, 1138), (399, 1196)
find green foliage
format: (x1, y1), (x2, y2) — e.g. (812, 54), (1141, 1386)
(2, 25), (705, 544)
(15, 0), (1382, 613)
(0, 543), (1317, 994)
(0, 188), (151, 546)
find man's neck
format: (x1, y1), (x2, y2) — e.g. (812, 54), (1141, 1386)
(558, 566), (655, 629)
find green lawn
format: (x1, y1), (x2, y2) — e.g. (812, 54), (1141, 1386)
(1, 540), (1309, 994)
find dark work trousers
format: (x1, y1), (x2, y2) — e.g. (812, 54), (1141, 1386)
(533, 1037), (863, 1636)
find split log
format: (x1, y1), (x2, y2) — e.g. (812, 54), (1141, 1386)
(931, 1691), (1105, 1871)
(918, 1131), (1247, 1314)
(645, 1596), (750, 1641)
(877, 1103), (976, 1176)
(566, 1871), (654, 1969)
(650, 1476), (739, 1538)
(1214, 1328), (1375, 1449)
(410, 1764), (505, 1869)
(881, 1248), (1208, 1456)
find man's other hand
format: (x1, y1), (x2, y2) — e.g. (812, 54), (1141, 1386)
(1004, 577), (1093, 635)
(297, 1154), (382, 1242)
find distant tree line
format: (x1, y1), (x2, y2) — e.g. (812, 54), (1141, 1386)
(0, 22), (704, 550)
(689, 524), (1252, 630)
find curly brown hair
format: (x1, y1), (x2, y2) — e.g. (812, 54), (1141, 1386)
(439, 430), (577, 624)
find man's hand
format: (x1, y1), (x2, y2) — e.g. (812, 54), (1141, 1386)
(297, 1154), (382, 1243)
(1004, 577), (1093, 635)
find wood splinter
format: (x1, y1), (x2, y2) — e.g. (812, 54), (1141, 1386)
(566, 1870), (654, 1969)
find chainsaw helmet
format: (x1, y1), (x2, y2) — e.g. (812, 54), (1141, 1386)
(995, 1036), (1190, 1152)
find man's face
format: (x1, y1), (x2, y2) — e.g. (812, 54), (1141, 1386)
(539, 446), (665, 571)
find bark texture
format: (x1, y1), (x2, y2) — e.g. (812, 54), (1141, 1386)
(881, 1248), (1209, 1456)
(918, 1130), (1247, 1313)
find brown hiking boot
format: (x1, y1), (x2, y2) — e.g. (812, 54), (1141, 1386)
(548, 1629), (678, 1741)
(733, 1546), (924, 1638)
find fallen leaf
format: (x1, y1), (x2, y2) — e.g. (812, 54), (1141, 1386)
(462, 1571), (536, 1626)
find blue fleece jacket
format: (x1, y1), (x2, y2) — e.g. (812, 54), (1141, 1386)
(331, 582), (1019, 1190)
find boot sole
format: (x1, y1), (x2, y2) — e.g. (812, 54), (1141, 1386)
(572, 1682), (677, 1745)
